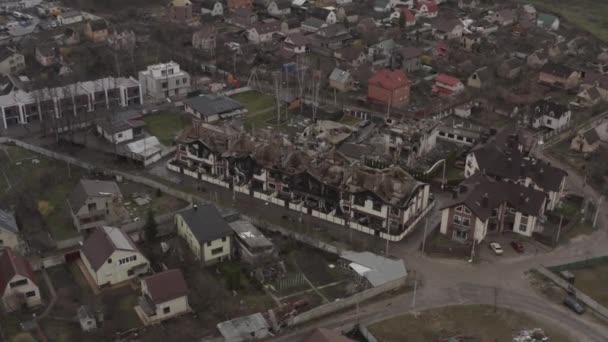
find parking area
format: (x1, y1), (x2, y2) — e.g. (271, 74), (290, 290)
(480, 232), (550, 261)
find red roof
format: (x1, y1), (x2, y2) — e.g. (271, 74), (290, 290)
(0, 249), (36, 293)
(435, 73), (461, 86)
(402, 8), (416, 23)
(368, 69), (410, 90)
(417, 0), (438, 13)
(143, 269), (189, 304)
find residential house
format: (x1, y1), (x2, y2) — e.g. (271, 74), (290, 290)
(229, 220), (276, 266)
(247, 20), (287, 44)
(57, 10), (83, 25)
(374, 0), (395, 13)
(571, 128), (601, 154)
(95, 110), (145, 144)
(431, 18), (464, 40)
(192, 26), (217, 52)
(439, 174), (546, 243)
(136, 269), (190, 325)
(0, 47), (24, 76)
(472, 18), (498, 35)
(301, 17), (327, 33)
(521, 4), (537, 20)
(432, 73), (464, 97)
(464, 128), (567, 210)
(492, 9), (516, 26)
(176, 205), (233, 265)
(415, 0), (438, 18)
(0, 209), (23, 252)
(308, 7), (338, 25)
(467, 67), (493, 89)
(200, 0), (224, 16)
(63, 27), (81, 46)
(35, 45), (58, 67)
(67, 179), (124, 232)
(530, 99), (571, 131)
(356, 17), (378, 35)
(283, 33), (311, 53)
(167, 0), (193, 21)
(226, 8), (258, 28)
(138, 61), (191, 101)
(0, 249), (41, 312)
(108, 30), (136, 51)
(368, 69), (411, 108)
(527, 49), (548, 69)
(497, 57), (523, 80)
(80, 226), (150, 287)
(334, 46), (368, 67)
(537, 13), (559, 31)
(312, 23), (351, 50)
(183, 95), (246, 122)
(329, 68), (355, 92)
(401, 8), (416, 27)
(458, 0), (478, 9)
(460, 34), (482, 52)
(267, 0), (291, 16)
(84, 20), (109, 43)
(538, 62), (581, 89)
(227, 0), (253, 10)
(397, 47), (422, 72)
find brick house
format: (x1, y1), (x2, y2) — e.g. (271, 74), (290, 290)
(439, 173), (546, 243)
(227, 0), (253, 10)
(367, 69), (411, 108)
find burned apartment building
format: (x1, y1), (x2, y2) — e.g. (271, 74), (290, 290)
(168, 122), (432, 241)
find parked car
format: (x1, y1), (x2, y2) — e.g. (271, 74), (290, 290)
(510, 241), (525, 253)
(563, 296), (585, 314)
(489, 242), (503, 255)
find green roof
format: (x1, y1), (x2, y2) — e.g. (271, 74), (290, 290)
(538, 13), (558, 26)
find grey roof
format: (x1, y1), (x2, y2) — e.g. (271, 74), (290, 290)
(177, 205), (233, 243)
(329, 68), (352, 83)
(217, 313), (270, 340)
(183, 95), (244, 119)
(229, 220), (274, 249)
(583, 128), (600, 145)
(68, 179), (122, 211)
(302, 17), (326, 29)
(0, 209), (18, 234)
(96, 109), (145, 134)
(337, 143), (374, 159)
(81, 226), (139, 271)
(341, 251), (407, 287)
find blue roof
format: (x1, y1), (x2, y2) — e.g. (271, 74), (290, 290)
(0, 209), (18, 234)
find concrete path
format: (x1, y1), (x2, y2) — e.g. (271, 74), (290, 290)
(36, 270), (57, 320)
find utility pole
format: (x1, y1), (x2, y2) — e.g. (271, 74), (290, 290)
(555, 214), (563, 246)
(494, 287), (498, 313)
(274, 72), (281, 125)
(411, 277), (418, 310)
(421, 218), (428, 253)
(593, 195), (603, 228)
(441, 159), (446, 190)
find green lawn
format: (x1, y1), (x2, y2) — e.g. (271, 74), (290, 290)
(40, 319), (82, 342)
(470, 111), (510, 130)
(338, 115), (361, 126)
(143, 111), (191, 146)
(527, 0), (608, 42)
(369, 305), (570, 342)
(570, 264), (608, 307)
(230, 91), (276, 129)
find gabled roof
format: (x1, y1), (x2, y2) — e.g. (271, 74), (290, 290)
(329, 68), (352, 83)
(368, 69), (410, 90)
(183, 95), (244, 118)
(341, 251), (407, 287)
(432, 18), (462, 33)
(583, 128), (600, 145)
(540, 62), (575, 78)
(435, 73), (461, 86)
(402, 8), (416, 23)
(68, 179), (121, 211)
(532, 99), (569, 119)
(81, 226), (139, 271)
(472, 67), (493, 83)
(284, 33), (311, 46)
(0, 249), (36, 292)
(399, 46), (423, 60)
(250, 20), (283, 34)
(417, 0), (438, 12)
(143, 269), (189, 304)
(0, 209), (18, 234)
(302, 17), (326, 29)
(177, 205), (233, 243)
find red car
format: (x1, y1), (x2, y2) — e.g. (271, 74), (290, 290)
(510, 241), (525, 253)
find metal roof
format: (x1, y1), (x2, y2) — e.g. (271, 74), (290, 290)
(183, 94), (244, 119)
(217, 313), (270, 341)
(229, 220), (274, 249)
(341, 251), (407, 287)
(0, 209), (18, 234)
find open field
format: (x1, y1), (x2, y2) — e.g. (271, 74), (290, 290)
(527, 0), (608, 42)
(570, 264), (608, 307)
(230, 91), (276, 129)
(369, 304), (570, 342)
(143, 111), (191, 146)
(469, 111), (511, 129)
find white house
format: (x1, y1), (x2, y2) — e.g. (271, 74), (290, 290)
(247, 20), (287, 44)
(136, 269), (190, 325)
(0, 209), (24, 253)
(95, 110), (145, 145)
(200, 0), (224, 16)
(0, 249), (41, 312)
(57, 10), (84, 25)
(67, 179), (125, 232)
(175, 205), (233, 265)
(531, 99), (571, 131)
(80, 226), (150, 287)
(267, 0), (291, 16)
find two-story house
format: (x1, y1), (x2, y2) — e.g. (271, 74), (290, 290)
(464, 127), (567, 210)
(334, 46), (368, 68)
(247, 20), (287, 44)
(0, 249), (41, 312)
(229, 220), (276, 266)
(67, 179), (124, 232)
(530, 99), (571, 131)
(0, 209), (24, 253)
(432, 73), (465, 96)
(84, 20), (109, 43)
(95, 109), (145, 144)
(283, 33), (312, 54)
(81, 226), (150, 287)
(176, 205), (233, 265)
(136, 269), (190, 325)
(368, 69), (411, 108)
(440, 173), (546, 243)
(0, 47), (25, 75)
(538, 62), (581, 90)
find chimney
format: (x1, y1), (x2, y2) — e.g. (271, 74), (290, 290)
(519, 192), (524, 204)
(452, 190), (458, 199)
(193, 204), (198, 211)
(482, 192), (489, 208)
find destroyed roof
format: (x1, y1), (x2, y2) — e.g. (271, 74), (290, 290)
(347, 165), (423, 207)
(337, 143), (375, 160)
(532, 99), (569, 119)
(0, 208), (18, 234)
(177, 205), (233, 243)
(0, 47), (18, 62)
(229, 220), (274, 249)
(177, 122), (241, 152)
(68, 179), (122, 210)
(583, 128), (600, 145)
(183, 94), (244, 119)
(341, 251), (406, 287)
(441, 173), (546, 221)
(217, 313), (270, 340)
(254, 142), (310, 173)
(193, 25), (217, 39)
(0, 249), (36, 292)
(142, 269), (189, 304)
(271, 0), (291, 9)
(81, 226), (139, 271)
(335, 46), (366, 62)
(96, 109), (145, 134)
(88, 20), (108, 31)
